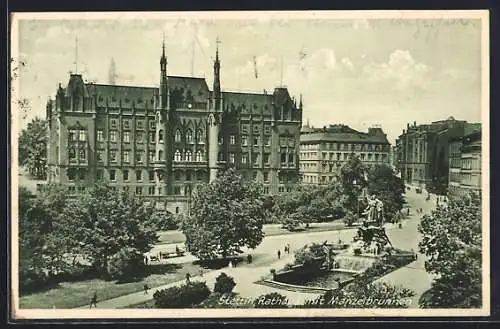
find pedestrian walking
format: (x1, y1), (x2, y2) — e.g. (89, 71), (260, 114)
(247, 254), (253, 264)
(185, 272), (191, 284)
(199, 269), (204, 277)
(89, 291), (98, 309)
(287, 243), (291, 254)
(144, 283), (149, 294)
(144, 255), (149, 266)
(277, 250), (281, 259)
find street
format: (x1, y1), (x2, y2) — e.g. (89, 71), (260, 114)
(75, 187), (436, 309)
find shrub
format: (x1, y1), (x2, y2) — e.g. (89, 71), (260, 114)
(281, 215), (301, 231)
(214, 272), (236, 294)
(309, 281), (414, 308)
(153, 281), (211, 308)
(254, 292), (289, 308)
(282, 263), (294, 271)
(106, 247), (145, 281)
(294, 243), (326, 265)
(150, 210), (179, 231)
(343, 211), (357, 226)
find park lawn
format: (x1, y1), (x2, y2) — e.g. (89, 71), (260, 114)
(19, 262), (203, 309)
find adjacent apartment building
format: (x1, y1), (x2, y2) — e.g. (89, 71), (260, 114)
(394, 117), (480, 194)
(448, 128), (482, 199)
(299, 124), (391, 185)
(45, 40), (303, 214)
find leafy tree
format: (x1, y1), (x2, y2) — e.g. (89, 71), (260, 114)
(418, 193), (482, 308)
(19, 117), (48, 179)
(340, 154), (367, 213)
(272, 183), (345, 227)
(62, 184), (158, 273)
(308, 281), (415, 308)
(367, 164), (405, 221)
(153, 282), (211, 308)
(182, 168), (265, 260)
(18, 184), (71, 291)
(106, 247), (145, 281)
(149, 209), (178, 231)
(213, 272), (236, 294)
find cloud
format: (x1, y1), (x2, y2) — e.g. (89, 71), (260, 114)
(308, 48), (336, 71)
(237, 53), (277, 76)
(361, 50), (431, 91)
(341, 57), (354, 72)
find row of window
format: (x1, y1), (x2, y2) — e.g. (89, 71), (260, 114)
(96, 129), (206, 144)
(230, 135), (272, 147)
(94, 149), (207, 164)
(302, 143), (389, 152)
(241, 124), (272, 135)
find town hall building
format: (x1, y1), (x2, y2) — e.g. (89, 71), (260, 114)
(45, 40), (303, 214)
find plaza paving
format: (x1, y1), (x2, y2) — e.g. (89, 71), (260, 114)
(76, 188), (436, 309)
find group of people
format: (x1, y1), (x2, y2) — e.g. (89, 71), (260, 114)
(278, 243), (291, 259)
(89, 243), (295, 308)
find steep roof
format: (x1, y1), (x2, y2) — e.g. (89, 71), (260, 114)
(301, 132), (389, 144)
(86, 83), (157, 99)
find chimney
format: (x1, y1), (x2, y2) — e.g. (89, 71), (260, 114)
(414, 121), (416, 127)
(407, 123), (410, 129)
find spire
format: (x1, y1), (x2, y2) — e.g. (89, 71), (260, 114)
(213, 37), (221, 106)
(215, 36), (221, 62)
(160, 33), (167, 68)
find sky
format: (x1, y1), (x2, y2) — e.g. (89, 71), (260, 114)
(12, 12), (486, 144)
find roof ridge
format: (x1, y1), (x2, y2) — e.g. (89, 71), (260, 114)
(87, 83), (157, 89)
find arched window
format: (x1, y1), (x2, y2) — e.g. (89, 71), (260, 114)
(187, 129), (194, 144)
(197, 129), (204, 144)
(175, 129), (182, 142)
(159, 129), (164, 142)
(196, 150), (203, 162)
(158, 150), (164, 160)
(185, 150), (192, 162)
(174, 150), (182, 162)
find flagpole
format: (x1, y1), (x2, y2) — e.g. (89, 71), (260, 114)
(280, 55), (284, 87)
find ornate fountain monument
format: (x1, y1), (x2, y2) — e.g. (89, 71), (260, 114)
(352, 194), (393, 254)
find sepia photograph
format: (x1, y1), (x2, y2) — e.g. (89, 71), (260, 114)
(10, 10), (489, 319)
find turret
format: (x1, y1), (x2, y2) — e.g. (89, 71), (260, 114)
(155, 36), (170, 195)
(209, 38), (222, 182)
(159, 35), (168, 110)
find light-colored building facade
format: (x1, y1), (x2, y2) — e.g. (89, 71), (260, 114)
(395, 117), (480, 193)
(45, 40), (303, 214)
(299, 124), (391, 186)
(448, 129), (482, 199)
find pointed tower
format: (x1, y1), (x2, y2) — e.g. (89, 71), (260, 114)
(208, 38), (222, 182)
(155, 35), (171, 196)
